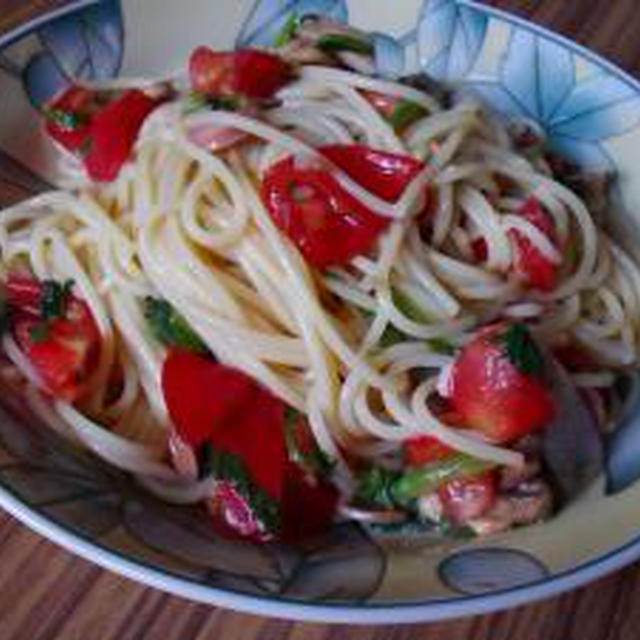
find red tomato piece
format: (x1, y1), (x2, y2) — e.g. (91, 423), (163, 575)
(404, 434), (455, 467)
(449, 323), (554, 443)
(438, 470), (496, 524)
(510, 196), (559, 291)
(162, 349), (338, 539)
(321, 144), (425, 203)
(261, 155), (389, 267)
(208, 481), (268, 542)
(189, 47), (291, 99)
(362, 90), (398, 119)
(161, 350), (258, 450)
(84, 89), (160, 181)
(6, 276), (43, 317)
(281, 463), (338, 542)
(9, 278), (100, 401)
(44, 86), (94, 152)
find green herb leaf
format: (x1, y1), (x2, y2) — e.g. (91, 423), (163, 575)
(354, 466), (400, 509)
(427, 337), (456, 355)
(316, 33), (374, 55)
(392, 454), (493, 503)
(392, 287), (433, 324)
(42, 106), (86, 131)
(355, 455), (494, 510)
(502, 322), (544, 376)
(29, 323), (50, 343)
(40, 279), (73, 321)
(182, 92), (241, 115)
(274, 11), (299, 47)
(387, 100), (427, 132)
(144, 297), (208, 354)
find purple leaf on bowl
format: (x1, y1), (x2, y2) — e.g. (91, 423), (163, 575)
(542, 357), (603, 501)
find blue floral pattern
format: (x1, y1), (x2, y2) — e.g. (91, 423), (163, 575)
(1, 0), (640, 611)
(417, 0), (488, 82)
(236, 0), (348, 48)
(439, 548), (549, 595)
(22, 0), (123, 108)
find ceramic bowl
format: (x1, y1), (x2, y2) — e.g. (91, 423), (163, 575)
(1, 0), (640, 624)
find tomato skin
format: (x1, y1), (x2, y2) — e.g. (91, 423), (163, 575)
(6, 276), (43, 317)
(189, 47), (291, 99)
(438, 470), (496, 524)
(8, 277), (100, 401)
(44, 86), (94, 151)
(44, 87), (163, 182)
(404, 434), (455, 467)
(161, 350), (258, 450)
(510, 196), (559, 291)
(84, 90), (159, 182)
(162, 349), (337, 539)
(261, 155), (389, 267)
(449, 324), (554, 443)
(321, 144), (425, 203)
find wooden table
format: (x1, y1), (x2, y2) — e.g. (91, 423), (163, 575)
(2, 1), (640, 638)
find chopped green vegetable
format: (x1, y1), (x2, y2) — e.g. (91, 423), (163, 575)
(316, 33), (374, 55)
(41, 279), (73, 321)
(274, 11), (299, 47)
(197, 441), (215, 480)
(393, 454), (493, 502)
(182, 92), (240, 115)
(354, 466), (400, 509)
(208, 447), (280, 533)
(502, 322), (544, 376)
(354, 454), (493, 510)
(427, 337), (456, 355)
(29, 323), (50, 343)
(284, 407), (333, 477)
(144, 297), (208, 354)
(387, 100), (427, 132)
(392, 287), (433, 324)
(42, 106), (86, 131)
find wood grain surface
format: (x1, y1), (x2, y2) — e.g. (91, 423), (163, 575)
(2, 1), (640, 638)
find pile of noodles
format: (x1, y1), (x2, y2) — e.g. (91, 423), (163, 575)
(1, 65), (639, 503)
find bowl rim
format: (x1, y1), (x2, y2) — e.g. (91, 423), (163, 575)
(2, 0), (640, 624)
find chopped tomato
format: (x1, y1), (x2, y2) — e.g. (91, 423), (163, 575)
(261, 155), (389, 267)
(189, 47), (292, 99)
(362, 90), (398, 118)
(6, 276), (43, 317)
(161, 350), (257, 449)
(162, 349), (337, 540)
(321, 144), (425, 203)
(449, 322), (554, 443)
(44, 86), (94, 152)
(509, 197), (559, 291)
(438, 470), (496, 524)
(44, 86), (165, 182)
(281, 463), (338, 542)
(553, 343), (594, 370)
(404, 434), (455, 467)
(84, 90), (161, 181)
(8, 277), (100, 401)
(208, 481), (267, 541)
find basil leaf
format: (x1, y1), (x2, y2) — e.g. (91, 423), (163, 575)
(144, 297), (208, 354)
(388, 100), (427, 132)
(317, 33), (374, 55)
(41, 279), (73, 321)
(274, 11), (299, 47)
